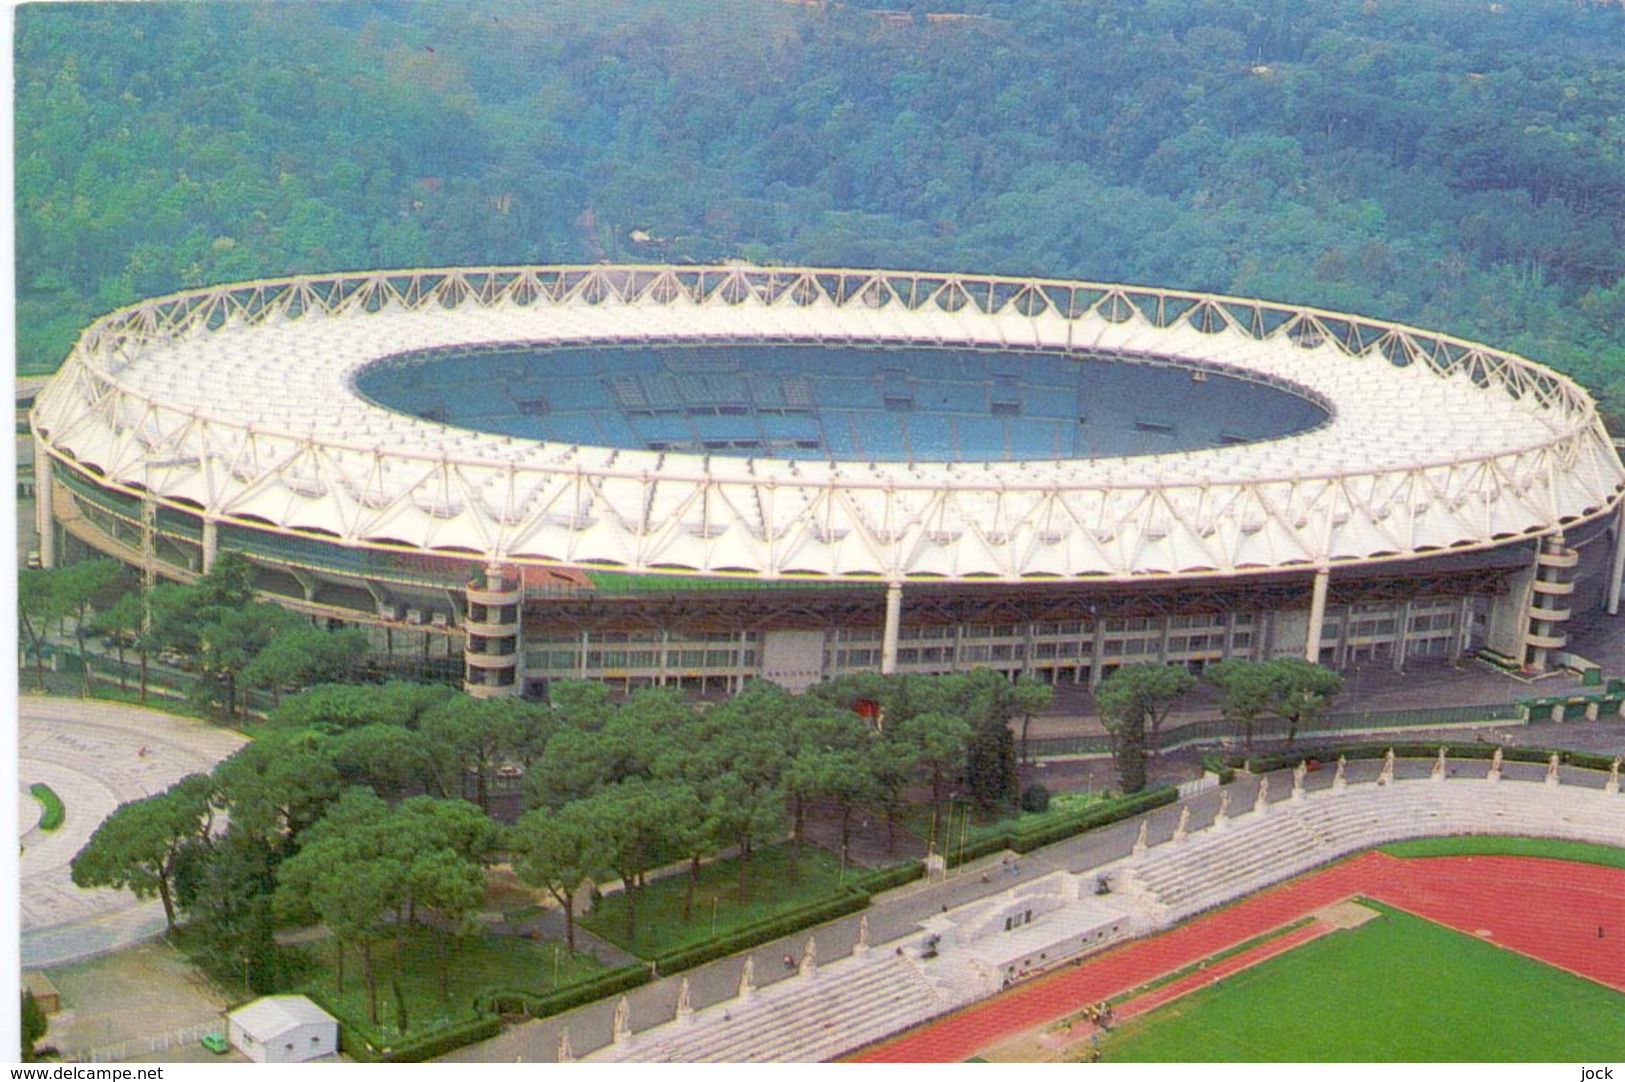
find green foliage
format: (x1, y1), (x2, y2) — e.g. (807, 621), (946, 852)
(1007, 786), (1178, 854)
(650, 889), (870, 975)
(1018, 783), (1051, 814)
(1097, 664), (1198, 792)
(1379, 836), (1625, 869)
(21, 991), (48, 1062)
(70, 773), (215, 932)
(29, 783), (64, 831)
(17, 0), (1625, 425)
(475, 964), (651, 1025)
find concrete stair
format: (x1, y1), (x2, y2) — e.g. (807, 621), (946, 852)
(591, 952), (943, 1063)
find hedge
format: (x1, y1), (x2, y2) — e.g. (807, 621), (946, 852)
(1199, 753), (1236, 784)
(333, 1013), (501, 1063)
(945, 829), (1017, 869)
(840, 860), (925, 896)
(651, 889), (870, 974)
(28, 783), (63, 830)
(475, 963), (651, 1021)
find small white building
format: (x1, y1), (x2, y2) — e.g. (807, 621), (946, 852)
(227, 995), (339, 1063)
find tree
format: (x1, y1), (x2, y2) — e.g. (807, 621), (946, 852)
(193, 601), (300, 716)
(1098, 663), (1197, 759)
(71, 774), (215, 932)
(1263, 658), (1344, 746)
(1204, 658), (1276, 749)
(240, 624), (369, 703)
(212, 731), (341, 847)
(21, 991), (49, 1062)
(327, 724), (438, 801)
(548, 679), (617, 732)
(511, 802), (606, 956)
(420, 694), (550, 813)
(892, 709), (970, 809)
(173, 827), (280, 995)
(17, 568), (68, 692)
(268, 680), (454, 734)
(576, 779), (687, 945)
(91, 588), (144, 692)
(54, 558), (127, 696)
(274, 788), (400, 1023)
(390, 797), (496, 997)
(963, 715), (1017, 811)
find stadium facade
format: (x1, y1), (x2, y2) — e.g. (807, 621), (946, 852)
(31, 265), (1625, 697)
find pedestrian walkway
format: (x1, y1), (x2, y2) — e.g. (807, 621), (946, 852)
(18, 695), (247, 967)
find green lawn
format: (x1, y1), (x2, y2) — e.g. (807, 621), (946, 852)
(290, 926), (606, 1045)
(1380, 835), (1625, 869)
(1100, 902), (1625, 1062)
(580, 843), (853, 958)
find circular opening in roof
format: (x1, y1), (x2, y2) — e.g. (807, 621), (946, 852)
(354, 342), (1330, 462)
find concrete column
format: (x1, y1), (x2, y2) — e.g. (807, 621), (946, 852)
(880, 582), (903, 675)
(1451, 596), (1472, 661)
(34, 437), (56, 568)
(1304, 566), (1331, 664)
(1089, 618), (1108, 690)
(1392, 600), (1413, 673)
(201, 519), (219, 573)
(1334, 605), (1354, 669)
(1608, 502), (1625, 616)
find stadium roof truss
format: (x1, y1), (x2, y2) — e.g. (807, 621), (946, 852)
(33, 265), (1625, 584)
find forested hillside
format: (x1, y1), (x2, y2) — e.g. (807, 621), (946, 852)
(15, 0), (1625, 421)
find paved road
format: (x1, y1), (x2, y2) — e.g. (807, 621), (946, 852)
(18, 696), (247, 968)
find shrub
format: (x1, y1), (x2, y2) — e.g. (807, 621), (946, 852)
(1019, 783), (1051, 814)
(652, 891), (869, 974)
(475, 964), (651, 1021)
(28, 784), (63, 831)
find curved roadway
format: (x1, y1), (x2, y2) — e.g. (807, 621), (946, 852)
(18, 696), (247, 968)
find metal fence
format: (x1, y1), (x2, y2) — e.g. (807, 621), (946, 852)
(1025, 702), (1526, 760)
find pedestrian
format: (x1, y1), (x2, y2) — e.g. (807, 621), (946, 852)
(783, 952), (795, 971)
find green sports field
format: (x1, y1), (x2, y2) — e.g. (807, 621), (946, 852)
(1101, 902), (1625, 1062)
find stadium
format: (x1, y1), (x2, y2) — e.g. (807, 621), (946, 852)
(29, 264), (1625, 698)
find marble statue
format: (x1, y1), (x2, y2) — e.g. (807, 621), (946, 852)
(739, 955), (756, 998)
(1332, 755), (1347, 790)
(1607, 756), (1620, 795)
(558, 1027), (575, 1063)
(676, 976), (693, 1022)
(612, 996), (632, 1045)
(1172, 804), (1191, 842)
(800, 936), (818, 976)
(1546, 752), (1561, 786)
(1132, 818), (1149, 856)
(1253, 775), (1269, 814)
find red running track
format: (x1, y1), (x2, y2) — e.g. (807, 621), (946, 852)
(854, 852), (1625, 1062)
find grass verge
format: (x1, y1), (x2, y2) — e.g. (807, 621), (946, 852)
(580, 842), (853, 958)
(287, 926), (606, 1048)
(1379, 836), (1625, 869)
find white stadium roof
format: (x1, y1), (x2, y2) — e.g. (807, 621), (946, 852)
(33, 265), (1625, 582)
